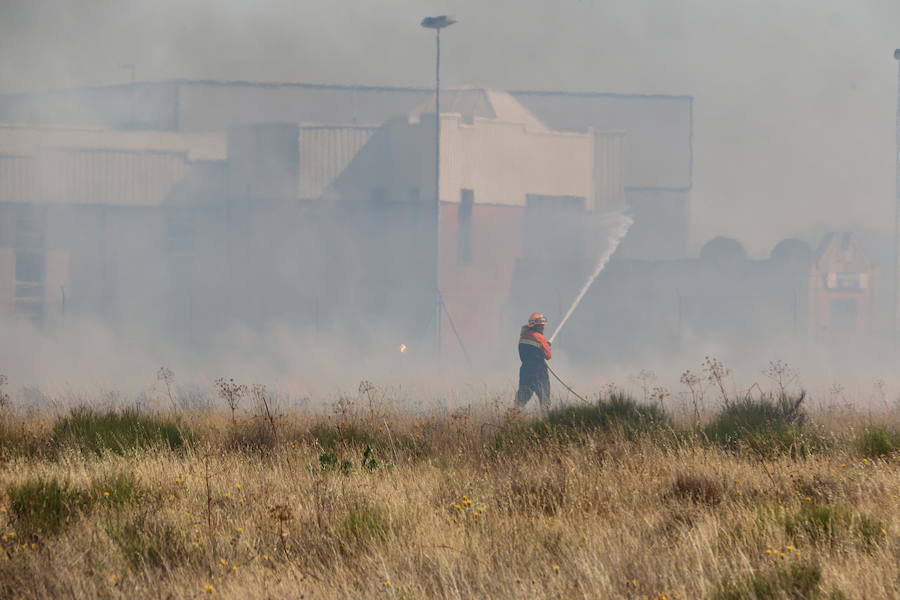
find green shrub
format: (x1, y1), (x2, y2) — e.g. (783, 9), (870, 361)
(307, 422), (422, 462)
(90, 472), (140, 506)
(319, 451), (339, 471)
(493, 393), (669, 452)
(51, 408), (193, 456)
(339, 503), (390, 545)
(714, 560), (822, 600)
(543, 392), (669, 435)
(223, 420), (277, 454)
(0, 422), (42, 460)
(309, 423), (378, 451)
(784, 503), (886, 549)
(362, 444), (380, 471)
(8, 477), (89, 536)
(106, 516), (186, 569)
(704, 393), (826, 456)
(856, 427), (900, 459)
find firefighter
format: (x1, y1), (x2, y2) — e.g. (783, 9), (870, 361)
(516, 312), (552, 409)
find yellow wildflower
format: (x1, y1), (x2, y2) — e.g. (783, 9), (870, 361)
(202, 584), (215, 593)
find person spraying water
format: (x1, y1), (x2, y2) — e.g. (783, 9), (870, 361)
(515, 212), (633, 409)
(515, 313), (553, 410)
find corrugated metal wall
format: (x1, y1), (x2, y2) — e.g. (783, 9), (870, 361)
(592, 130), (626, 212)
(0, 156), (36, 204)
(0, 148), (190, 206)
(297, 125), (378, 200)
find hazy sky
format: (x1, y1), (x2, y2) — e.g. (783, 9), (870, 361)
(1, 0), (899, 254)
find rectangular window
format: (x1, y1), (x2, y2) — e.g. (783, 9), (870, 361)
(15, 206), (46, 250)
(458, 189), (474, 265)
(15, 251), (45, 310)
(15, 251), (45, 283)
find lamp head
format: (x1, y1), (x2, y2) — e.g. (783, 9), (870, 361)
(421, 15), (457, 30)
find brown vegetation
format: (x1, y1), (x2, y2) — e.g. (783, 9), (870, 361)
(0, 399), (898, 599)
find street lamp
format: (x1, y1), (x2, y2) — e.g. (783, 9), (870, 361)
(893, 49), (900, 348)
(421, 15), (456, 358)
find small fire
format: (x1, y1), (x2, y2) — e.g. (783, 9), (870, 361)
(399, 344), (408, 353)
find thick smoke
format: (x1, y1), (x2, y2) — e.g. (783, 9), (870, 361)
(2, 1), (900, 408)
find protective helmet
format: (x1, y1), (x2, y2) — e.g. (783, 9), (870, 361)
(527, 312), (548, 327)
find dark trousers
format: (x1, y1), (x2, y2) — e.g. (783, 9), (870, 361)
(516, 369), (550, 409)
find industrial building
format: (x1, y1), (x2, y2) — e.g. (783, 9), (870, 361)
(0, 79), (693, 260)
(0, 80), (690, 367)
(1, 78), (879, 370)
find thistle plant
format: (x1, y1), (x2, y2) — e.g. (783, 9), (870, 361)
(214, 378), (247, 424)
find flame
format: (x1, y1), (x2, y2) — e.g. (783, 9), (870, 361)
(399, 344), (408, 353)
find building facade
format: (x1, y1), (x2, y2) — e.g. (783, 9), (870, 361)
(0, 80), (692, 259)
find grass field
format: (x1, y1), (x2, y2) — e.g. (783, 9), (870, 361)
(0, 388), (899, 599)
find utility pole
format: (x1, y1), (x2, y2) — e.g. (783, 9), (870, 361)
(420, 16), (456, 359)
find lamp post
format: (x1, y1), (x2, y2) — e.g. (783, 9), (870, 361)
(893, 49), (900, 349)
(421, 15), (456, 359)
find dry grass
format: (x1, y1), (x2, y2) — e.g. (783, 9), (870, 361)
(0, 402), (898, 600)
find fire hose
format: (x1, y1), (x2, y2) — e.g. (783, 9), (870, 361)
(545, 361), (589, 404)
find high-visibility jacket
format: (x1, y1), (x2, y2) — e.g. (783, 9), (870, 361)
(518, 326), (552, 371)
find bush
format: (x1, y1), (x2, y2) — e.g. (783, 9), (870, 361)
(338, 503), (390, 545)
(106, 515), (186, 569)
(51, 408), (193, 456)
(90, 472), (140, 506)
(0, 421), (43, 460)
(784, 503), (885, 549)
(8, 477), (89, 536)
(307, 422), (421, 462)
(668, 472), (723, 506)
(856, 427), (900, 459)
(309, 423), (378, 451)
(714, 560), (822, 600)
(543, 392), (669, 435)
(704, 393), (826, 456)
(223, 419), (277, 454)
(493, 393), (669, 452)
